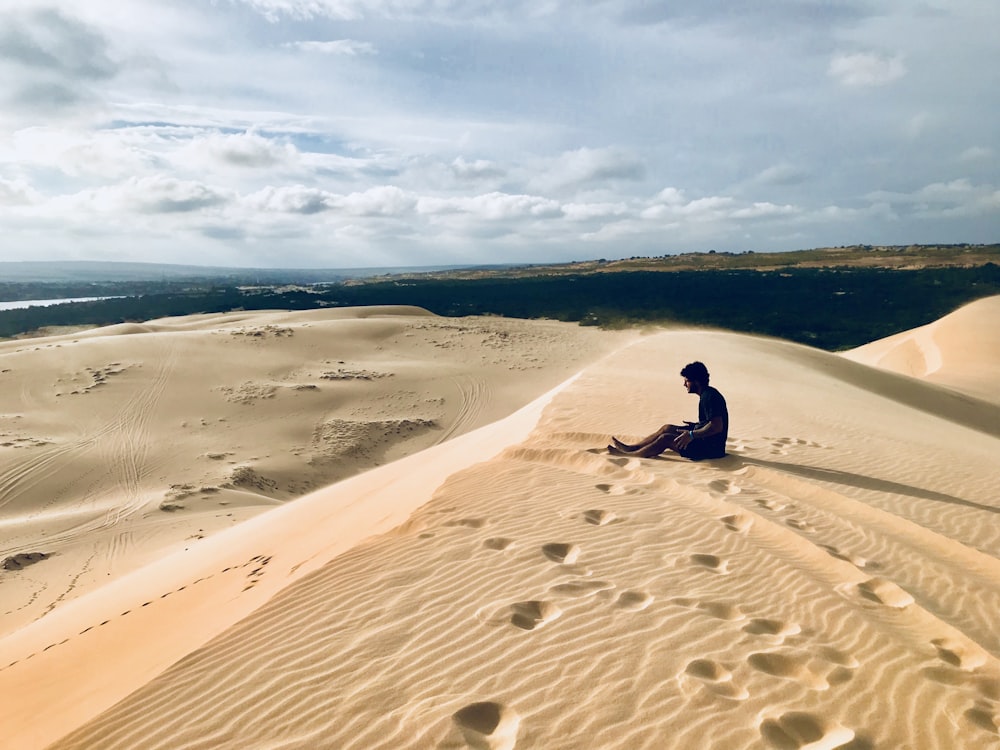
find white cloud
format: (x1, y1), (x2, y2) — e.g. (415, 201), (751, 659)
(450, 157), (505, 181)
(641, 191), (733, 221)
(538, 147), (645, 191)
(828, 52), (906, 88)
(336, 185), (416, 216)
(1, 2), (995, 266)
(730, 202), (798, 219)
(960, 146), (994, 163)
(6, 127), (164, 179)
(284, 39), (376, 55)
(904, 111), (932, 139)
(248, 185), (334, 214)
(0, 8), (129, 127)
(178, 131), (300, 170)
(651, 187), (686, 206)
(231, 0), (556, 23)
(419, 192), (563, 220)
(752, 163), (807, 186)
(0, 178), (41, 205)
(76, 176), (232, 214)
(562, 201), (629, 221)
(233, 0), (449, 22)
(0, 8), (118, 81)
(866, 179), (1000, 219)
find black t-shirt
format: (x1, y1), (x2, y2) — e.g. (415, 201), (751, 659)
(695, 386), (728, 458)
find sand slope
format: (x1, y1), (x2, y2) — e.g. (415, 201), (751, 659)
(0, 307), (627, 640)
(3, 301), (1000, 749)
(844, 294), (1000, 404)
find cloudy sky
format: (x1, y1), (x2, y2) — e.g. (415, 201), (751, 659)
(0, 0), (997, 269)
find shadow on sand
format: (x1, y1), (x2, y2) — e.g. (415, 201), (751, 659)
(713, 454), (999, 516)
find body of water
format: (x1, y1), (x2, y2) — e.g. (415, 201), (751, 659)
(0, 296), (126, 312)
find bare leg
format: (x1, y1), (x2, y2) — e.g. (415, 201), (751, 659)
(612, 425), (684, 452)
(631, 431), (684, 458)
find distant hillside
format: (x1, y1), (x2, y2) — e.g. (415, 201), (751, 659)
(385, 244), (1000, 282)
(3, 246), (995, 285)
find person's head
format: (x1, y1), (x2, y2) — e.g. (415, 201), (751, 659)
(680, 361), (710, 392)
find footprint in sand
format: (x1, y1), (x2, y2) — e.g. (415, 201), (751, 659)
(812, 646), (860, 685)
(743, 618), (802, 641)
(583, 509), (618, 526)
(683, 658), (749, 701)
(709, 479), (742, 495)
(923, 665), (1000, 719)
(483, 538), (515, 551)
(549, 579), (615, 598)
(826, 667), (856, 687)
(821, 545), (868, 569)
(818, 646), (860, 670)
(606, 456), (642, 471)
(759, 711), (855, 750)
(452, 701), (520, 750)
(756, 497), (788, 512)
(509, 600), (561, 631)
(542, 543), (580, 564)
(721, 514), (753, 534)
(616, 590), (654, 611)
(595, 484), (630, 497)
(672, 597), (746, 621)
(965, 701), (1000, 736)
(856, 577), (914, 609)
(445, 518), (490, 529)
(747, 651), (831, 691)
(689, 553), (731, 574)
(786, 518), (816, 533)
(931, 636), (988, 670)
(976, 676), (1000, 701)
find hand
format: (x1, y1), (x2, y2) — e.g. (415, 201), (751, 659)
(674, 430), (693, 450)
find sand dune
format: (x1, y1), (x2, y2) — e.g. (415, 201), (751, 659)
(845, 295), (1000, 404)
(2, 300), (1000, 749)
(0, 307), (627, 643)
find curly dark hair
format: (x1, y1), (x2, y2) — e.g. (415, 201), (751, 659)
(680, 361), (710, 384)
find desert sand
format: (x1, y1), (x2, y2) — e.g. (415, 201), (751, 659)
(2, 299), (999, 749)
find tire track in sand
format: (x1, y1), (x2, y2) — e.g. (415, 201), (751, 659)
(0, 418), (122, 520)
(101, 340), (179, 528)
(0, 340), (179, 561)
(0, 357), (152, 522)
(437, 375), (491, 444)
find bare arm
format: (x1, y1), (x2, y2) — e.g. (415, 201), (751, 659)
(696, 416), (725, 438)
(673, 416), (724, 449)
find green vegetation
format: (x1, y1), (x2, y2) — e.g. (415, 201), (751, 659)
(3, 261), (999, 351)
(326, 265), (1000, 350)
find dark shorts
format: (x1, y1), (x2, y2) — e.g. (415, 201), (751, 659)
(677, 441), (726, 461)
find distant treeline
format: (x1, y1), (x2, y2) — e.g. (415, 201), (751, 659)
(2, 265), (999, 350)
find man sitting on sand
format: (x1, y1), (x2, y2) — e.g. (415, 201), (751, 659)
(609, 361), (728, 460)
